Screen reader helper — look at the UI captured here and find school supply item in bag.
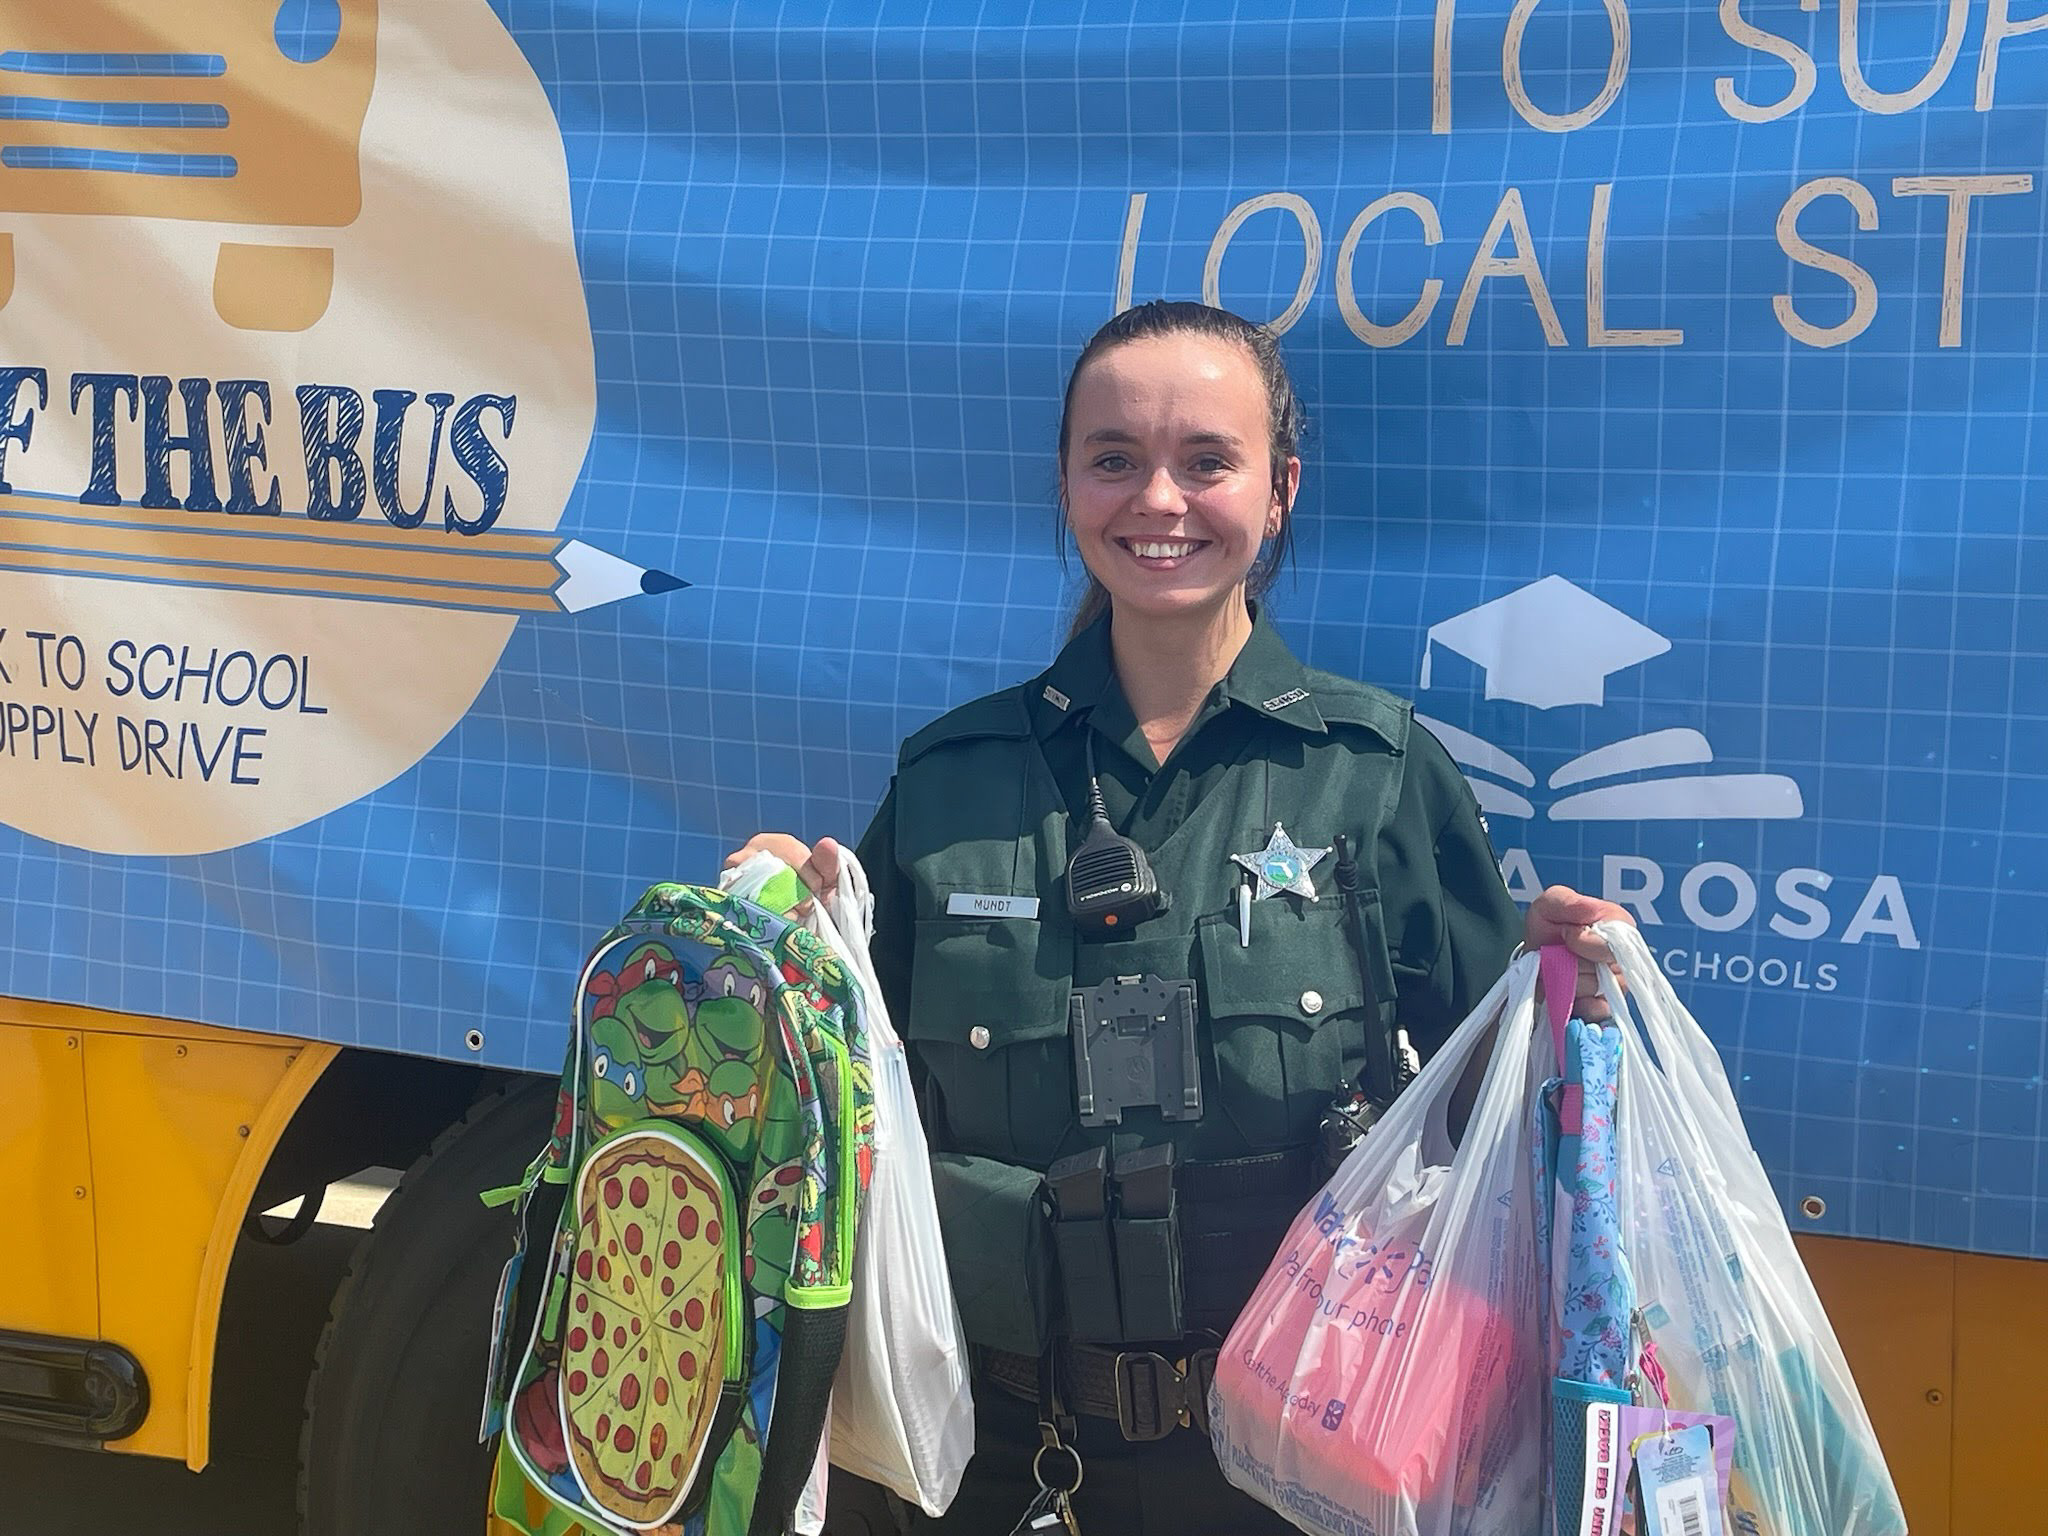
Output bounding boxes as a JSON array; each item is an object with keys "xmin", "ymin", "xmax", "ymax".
[
  {"xmin": 1575, "ymin": 1402, "xmax": 1738, "ymax": 1536},
  {"xmin": 481, "ymin": 883, "xmax": 874, "ymax": 1536},
  {"xmin": 1532, "ymin": 943, "xmax": 1635, "ymax": 1536},
  {"xmin": 1208, "ymin": 951, "xmax": 1551, "ymax": 1536},
  {"xmin": 1588, "ymin": 920, "xmax": 1907, "ymax": 1536},
  {"xmin": 721, "ymin": 850, "xmax": 974, "ymax": 1517}
]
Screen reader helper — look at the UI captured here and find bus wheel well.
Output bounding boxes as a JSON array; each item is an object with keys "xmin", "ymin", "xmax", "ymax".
[{"xmin": 247, "ymin": 1048, "xmax": 536, "ymax": 1226}]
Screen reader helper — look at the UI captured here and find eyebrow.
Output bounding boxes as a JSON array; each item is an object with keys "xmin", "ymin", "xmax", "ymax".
[{"xmin": 1081, "ymin": 428, "xmax": 1247, "ymax": 449}]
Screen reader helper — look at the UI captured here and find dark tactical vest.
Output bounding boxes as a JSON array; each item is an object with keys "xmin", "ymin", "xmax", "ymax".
[{"xmin": 891, "ymin": 676, "xmax": 1417, "ymax": 1349}]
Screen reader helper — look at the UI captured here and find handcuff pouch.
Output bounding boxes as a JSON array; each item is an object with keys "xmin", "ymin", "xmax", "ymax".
[{"xmin": 929, "ymin": 1151, "xmax": 1054, "ymax": 1356}]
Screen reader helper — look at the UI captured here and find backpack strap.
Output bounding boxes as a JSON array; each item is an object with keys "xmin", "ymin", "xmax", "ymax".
[
  {"xmin": 477, "ymin": 1161, "xmax": 567, "ymax": 1208},
  {"xmin": 746, "ymin": 1303, "xmax": 850, "ymax": 1536},
  {"xmin": 739, "ymin": 911, "xmax": 873, "ymax": 1536}
]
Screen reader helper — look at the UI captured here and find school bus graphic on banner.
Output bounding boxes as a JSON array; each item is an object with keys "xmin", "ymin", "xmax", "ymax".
[
  {"xmin": 0, "ymin": 0, "xmax": 675, "ymax": 858},
  {"xmin": 0, "ymin": 0, "xmax": 377, "ymax": 330}
]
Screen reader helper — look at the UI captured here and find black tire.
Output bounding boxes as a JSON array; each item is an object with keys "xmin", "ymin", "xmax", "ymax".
[{"xmin": 299, "ymin": 1080, "xmax": 553, "ymax": 1536}]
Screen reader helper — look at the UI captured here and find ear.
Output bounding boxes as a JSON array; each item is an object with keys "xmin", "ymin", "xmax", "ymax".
[{"xmin": 1269, "ymin": 454, "xmax": 1302, "ymax": 536}]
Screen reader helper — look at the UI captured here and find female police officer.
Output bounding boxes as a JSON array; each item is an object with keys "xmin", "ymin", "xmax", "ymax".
[{"xmin": 735, "ymin": 301, "xmax": 1630, "ymax": 1533}]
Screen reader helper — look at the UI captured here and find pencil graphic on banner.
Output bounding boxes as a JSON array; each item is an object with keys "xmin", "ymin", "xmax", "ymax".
[{"xmin": 0, "ymin": 489, "xmax": 688, "ymax": 616}]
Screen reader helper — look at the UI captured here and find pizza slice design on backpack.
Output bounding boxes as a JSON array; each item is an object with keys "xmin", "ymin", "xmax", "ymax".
[{"xmin": 484, "ymin": 883, "xmax": 874, "ymax": 1536}]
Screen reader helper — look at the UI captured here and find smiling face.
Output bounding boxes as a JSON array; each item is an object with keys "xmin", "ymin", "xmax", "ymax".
[
  {"xmin": 587, "ymin": 1013, "xmax": 647, "ymax": 1128},
  {"xmin": 1061, "ymin": 331, "xmax": 1299, "ymax": 630},
  {"xmin": 615, "ymin": 969, "xmax": 688, "ymax": 1066}
]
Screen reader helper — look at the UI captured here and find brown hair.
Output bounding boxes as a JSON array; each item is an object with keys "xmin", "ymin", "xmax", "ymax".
[{"xmin": 1057, "ymin": 300, "xmax": 1304, "ymax": 638}]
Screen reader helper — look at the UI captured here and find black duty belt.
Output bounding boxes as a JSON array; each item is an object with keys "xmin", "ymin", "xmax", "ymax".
[{"xmin": 983, "ymin": 1339, "xmax": 1221, "ymax": 1442}]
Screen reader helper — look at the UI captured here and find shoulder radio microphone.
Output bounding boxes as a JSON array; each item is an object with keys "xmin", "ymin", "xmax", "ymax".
[{"xmin": 1064, "ymin": 729, "xmax": 1166, "ymax": 933}]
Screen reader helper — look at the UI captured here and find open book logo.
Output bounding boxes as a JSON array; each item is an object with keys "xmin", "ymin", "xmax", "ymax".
[{"xmin": 1416, "ymin": 576, "xmax": 1804, "ymax": 823}]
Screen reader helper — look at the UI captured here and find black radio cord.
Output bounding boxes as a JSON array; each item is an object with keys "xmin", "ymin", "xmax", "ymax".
[{"xmin": 1333, "ymin": 833, "xmax": 1396, "ymax": 1108}]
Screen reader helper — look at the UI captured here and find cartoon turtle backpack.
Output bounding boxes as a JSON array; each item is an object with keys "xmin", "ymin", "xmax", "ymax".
[{"xmin": 481, "ymin": 882, "xmax": 875, "ymax": 1536}]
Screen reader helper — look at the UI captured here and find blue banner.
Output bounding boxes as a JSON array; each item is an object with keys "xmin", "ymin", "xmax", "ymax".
[{"xmin": 0, "ymin": 0, "xmax": 2041, "ymax": 1259}]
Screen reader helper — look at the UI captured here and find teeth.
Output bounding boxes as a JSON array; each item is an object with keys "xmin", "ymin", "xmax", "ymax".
[{"xmin": 1129, "ymin": 540, "xmax": 1199, "ymax": 559}]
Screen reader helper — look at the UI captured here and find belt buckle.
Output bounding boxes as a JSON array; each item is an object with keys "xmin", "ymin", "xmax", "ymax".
[{"xmin": 1112, "ymin": 1351, "xmax": 1182, "ymax": 1442}]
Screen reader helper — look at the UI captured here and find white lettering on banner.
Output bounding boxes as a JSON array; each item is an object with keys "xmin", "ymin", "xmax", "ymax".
[
  {"xmin": 1203, "ymin": 193, "xmax": 1323, "ymax": 337},
  {"xmin": 1717, "ymin": 0, "xmax": 2041, "ymax": 120},
  {"xmin": 1120, "ymin": 170, "xmax": 2038, "ymax": 351},
  {"xmin": 1431, "ymin": 0, "xmax": 2044, "ymax": 133},
  {"xmin": 1502, "ymin": 0, "xmax": 1632, "ymax": 134},
  {"xmin": 1774, "ymin": 177, "xmax": 1881, "ymax": 348},
  {"xmin": 1980, "ymin": 0, "xmax": 2048, "ymax": 110},
  {"xmin": 1335, "ymin": 192, "xmax": 1445, "ymax": 347},
  {"xmin": 1660, "ymin": 947, "xmax": 1839, "ymax": 992},
  {"xmin": 1680, "ymin": 861, "xmax": 1756, "ymax": 932},
  {"xmin": 1395, "ymin": 577, "xmax": 1925, "ymax": 997},
  {"xmin": 1605, "ymin": 855, "xmax": 1665, "ymax": 924},
  {"xmin": 1841, "ymin": 875, "xmax": 1921, "ymax": 948},
  {"xmin": 1838, "ymin": 0, "xmax": 1972, "ymax": 115},
  {"xmin": 1585, "ymin": 851, "xmax": 1917, "ymax": 950},
  {"xmin": 1714, "ymin": 0, "xmax": 1817, "ymax": 124},
  {"xmin": 1446, "ymin": 188, "xmax": 1566, "ymax": 347},
  {"xmin": 1500, "ymin": 847, "xmax": 1545, "ymax": 906},
  {"xmin": 1431, "ymin": 0, "xmax": 1458, "ymax": 133},
  {"xmin": 1774, "ymin": 173, "xmax": 2034, "ymax": 349},
  {"xmin": 1112, "ymin": 192, "xmax": 1147, "ymax": 314},
  {"xmin": 1588, "ymin": 183, "xmax": 1685, "ymax": 347},
  {"xmin": 1441, "ymin": 0, "xmax": 1635, "ymax": 134},
  {"xmin": 1506, "ymin": 847, "xmax": 1904, "ymax": 991},
  {"xmin": 1771, "ymin": 868, "xmax": 1833, "ymax": 940},
  {"xmin": 1893, "ymin": 174, "xmax": 2035, "ymax": 346},
  {"xmin": 944, "ymin": 892, "xmax": 1040, "ymax": 919}
]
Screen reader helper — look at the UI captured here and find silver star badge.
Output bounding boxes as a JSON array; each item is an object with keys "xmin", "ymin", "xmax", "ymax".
[{"xmin": 1231, "ymin": 822, "xmax": 1331, "ymax": 902}]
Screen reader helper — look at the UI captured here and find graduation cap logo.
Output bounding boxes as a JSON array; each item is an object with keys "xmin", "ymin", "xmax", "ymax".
[
  {"xmin": 1420, "ymin": 575, "xmax": 1666, "ymax": 709},
  {"xmin": 1416, "ymin": 578, "xmax": 1804, "ymax": 823}
]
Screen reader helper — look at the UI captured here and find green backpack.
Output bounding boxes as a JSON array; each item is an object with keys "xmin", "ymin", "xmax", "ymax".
[{"xmin": 484, "ymin": 882, "xmax": 875, "ymax": 1536}]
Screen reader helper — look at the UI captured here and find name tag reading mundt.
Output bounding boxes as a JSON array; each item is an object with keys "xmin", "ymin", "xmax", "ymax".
[{"xmin": 946, "ymin": 893, "xmax": 1041, "ymax": 919}]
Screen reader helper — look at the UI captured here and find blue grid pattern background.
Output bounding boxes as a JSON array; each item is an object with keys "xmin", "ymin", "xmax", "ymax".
[{"xmin": 1, "ymin": 0, "xmax": 2043, "ymax": 1260}]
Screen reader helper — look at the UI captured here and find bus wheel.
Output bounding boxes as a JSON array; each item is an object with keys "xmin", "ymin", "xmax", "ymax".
[{"xmin": 298, "ymin": 1080, "xmax": 550, "ymax": 1536}]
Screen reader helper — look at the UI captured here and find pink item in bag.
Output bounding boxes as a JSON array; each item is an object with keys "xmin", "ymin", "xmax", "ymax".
[
  {"xmin": 1216, "ymin": 1193, "xmax": 1515, "ymax": 1501},
  {"xmin": 1208, "ymin": 956, "xmax": 1549, "ymax": 1536}
]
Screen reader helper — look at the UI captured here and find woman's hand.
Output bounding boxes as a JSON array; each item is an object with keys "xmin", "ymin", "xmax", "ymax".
[
  {"xmin": 723, "ymin": 833, "xmax": 845, "ymax": 901},
  {"xmin": 1524, "ymin": 884, "xmax": 1635, "ymax": 1021}
]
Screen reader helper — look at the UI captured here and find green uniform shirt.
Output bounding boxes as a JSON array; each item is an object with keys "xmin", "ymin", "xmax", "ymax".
[{"xmin": 855, "ymin": 606, "xmax": 1521, "ymax": 1171}]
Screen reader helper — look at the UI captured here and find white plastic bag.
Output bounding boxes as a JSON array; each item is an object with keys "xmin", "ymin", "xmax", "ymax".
[
  {"xmin": 1209, "ymin": 950, "xmax": 1551, "ymax": 1536},
  {"xmin": 793, "ymin": 1426, "xmax": 830, "ymax": 1536},
  {"xmin": 1595, "ymin": 920, "xmax": 1907, "ymax": 1536},
  {"xmin": 722, "ymin": 850, "xmax": 974, "ymax": 1517}
]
